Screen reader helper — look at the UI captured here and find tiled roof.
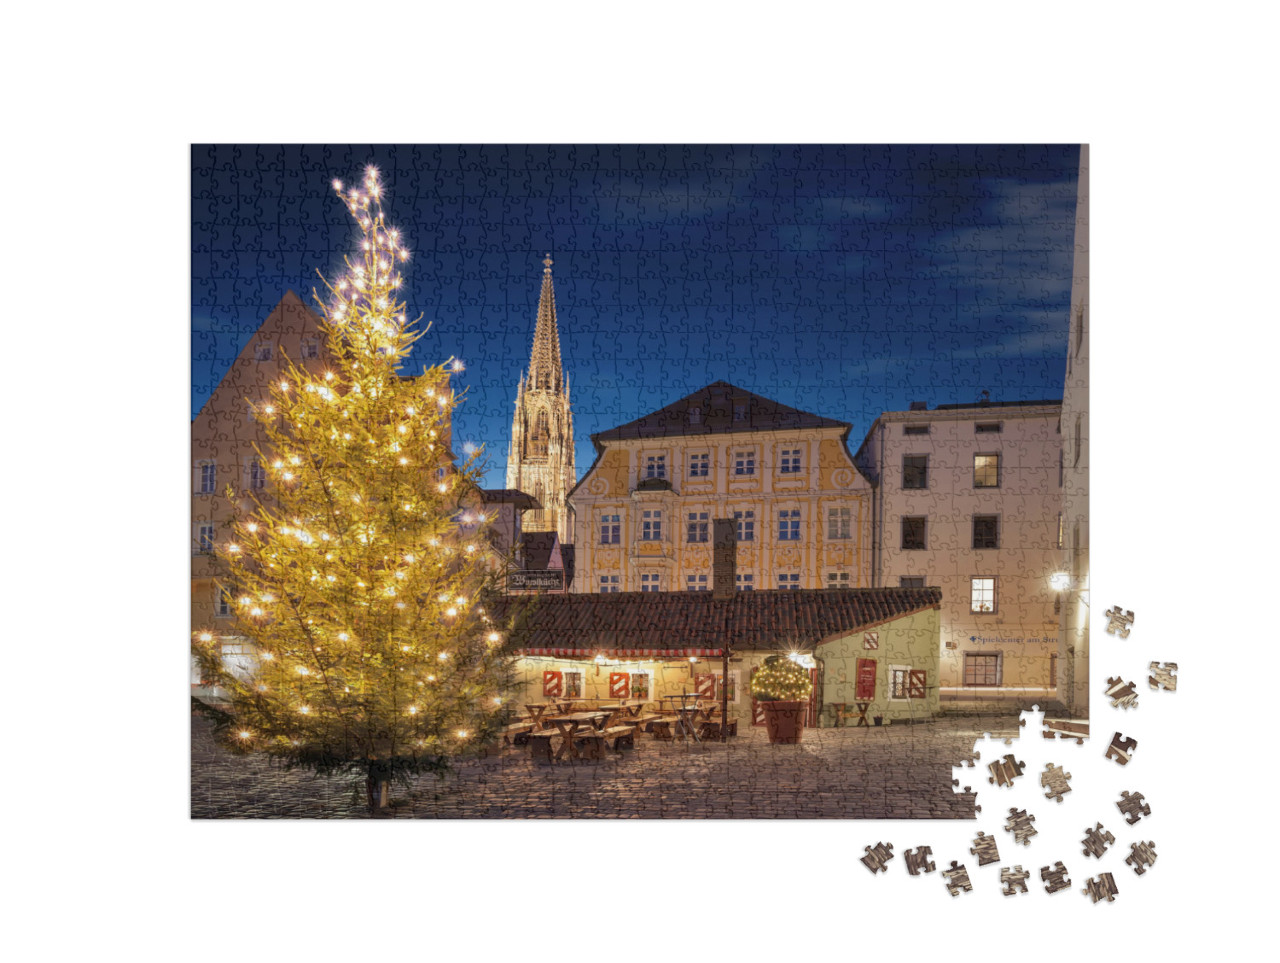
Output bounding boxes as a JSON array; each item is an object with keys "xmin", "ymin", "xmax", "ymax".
[
  {"xmin": 491, "ymin": 587, "xmax": 941, "ymax": 656},
  {"xmin": 590, "ymin": 381, "xmax": 848, "ymax": 449},
  {"xmin": 480, "ymin": 488, "xmax": 540, "ymax": 509}
]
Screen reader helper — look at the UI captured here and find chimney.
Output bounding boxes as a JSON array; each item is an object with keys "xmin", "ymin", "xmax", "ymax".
[
  {"xmin": 712, "ymin": 518, "xmax": 737, "ymax": 599},
  {"xmin": 909, "ymin": 401, "xmax": 928, "ymax": 411}
]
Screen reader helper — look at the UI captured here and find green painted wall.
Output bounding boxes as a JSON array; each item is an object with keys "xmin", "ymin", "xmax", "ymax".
[{"xmin": 815, "ymin": 608, "xmax": 941, "ymax": 724}]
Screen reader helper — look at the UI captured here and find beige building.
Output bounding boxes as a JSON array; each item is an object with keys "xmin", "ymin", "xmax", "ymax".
[
  {"xmin": 506, "ymin": 256, "xmax": 575, "ymax": 544},
  {"xmin": 190, "ymin": 292, "xmax": 332, "ymax": 687},
  {"xmin": 1058, "ymin": 143, "xmax": 1090, "ymax": 714},
  {"xmin": 568, "ymin": 382, "xmax": 873, "ymax": 595},
  {"xmin": 854, "ymin": 399, "xmax": 1064, "ymax": 708}
]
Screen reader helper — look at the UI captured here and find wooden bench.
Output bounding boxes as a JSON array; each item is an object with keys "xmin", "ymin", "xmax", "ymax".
[
  {"xmin": 649, "ymin": 716, "xmax": 678, "ymax": 741},
  {"xmin": 528, "ymin": 731, "xmax": 558, "ymax": 763},
  {"xmin": 572, "ymin": 731, "xmax": 607, "ymax": 761},
  {"xmin": 600, "ymin": 725, "xmax": 638, "ymax": 751},
  {"xmin": 503, "ymin": 722, "xmax": 535, "ymax": 747},
  {"xmin": 630, "ymin": 714, "xmax": 661, "ymax": 733},
  {"xmin": 698, "ymin": 720, "xmax": 722, "ymax": 740}
]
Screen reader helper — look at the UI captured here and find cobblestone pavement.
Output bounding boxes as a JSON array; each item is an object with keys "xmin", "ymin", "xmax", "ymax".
[{"xmin": 191, "ymin": 713, "xmax": 1021, "ymax": 819}]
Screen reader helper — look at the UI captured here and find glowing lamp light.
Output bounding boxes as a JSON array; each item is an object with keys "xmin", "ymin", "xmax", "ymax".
[
  {"xmin": 493, "ymin": 697, "xmax": 502, "ymax": 705},
  {"xmin": 445, "ymin": 607, "xmax": 457, "ymax": 618},
  {"xmin": 456, "ymin": 730, "xmax": 468, "ymax": 739},
  {"xmin": 488, "ymin": 632, "xmax": 501, "ymax": 644},
  {"xmin": 451, "ymin": 359, "xmax": 465, "ymax": 372},
  {"xmin": 408, "ymin": 706, "xmax": 418, "ymax": 715},
  {"xmin": 1050, "ymin": 572, "xmax": 1071, "ymax": 592},
  {"xmin": 299, "ymin": 706, "xmax": 310, "ymax": 714},
  {"xmin": 238, "ymin": 731, "xmax": 252, "ymax": 740}
]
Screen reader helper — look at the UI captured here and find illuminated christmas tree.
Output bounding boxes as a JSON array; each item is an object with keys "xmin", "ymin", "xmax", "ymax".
[{"xmin": 193, "ymin": 167, "xmax": 516, "ymax": 813}]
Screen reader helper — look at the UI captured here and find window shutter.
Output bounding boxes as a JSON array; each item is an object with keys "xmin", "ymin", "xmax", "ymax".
[
  {"xmin": 694, "ymin": 673, "xmax": 716, "ymax": 700},
  {"xmin": 542, "ymin": 671, "xmax": 563, "ymax": 698},
  {"xmin": 609, "ymin": 672, "xmax": 630, "ymax": 699},
  {"xmin": 908, "ymin": 669, "xmax": 926, "ymax": 699},
  {"xmin": 855, "ymin": 658, "xmax": 877, "ymax": 700}
]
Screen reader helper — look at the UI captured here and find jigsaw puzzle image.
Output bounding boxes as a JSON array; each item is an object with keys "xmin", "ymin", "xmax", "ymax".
[{"xmin": 190, "ymin": 144, "xmax": 1090, "ymax": 819}]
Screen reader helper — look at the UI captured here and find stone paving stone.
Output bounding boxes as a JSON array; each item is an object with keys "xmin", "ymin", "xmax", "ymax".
[{"xmin": 191, "ymin": 713, "xmax": 1015, "ymax": 819}]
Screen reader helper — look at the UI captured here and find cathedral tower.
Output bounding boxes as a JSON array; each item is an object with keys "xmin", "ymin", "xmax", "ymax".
[{"xmin": 506, "ymin": 255, "xmax": 575, "ymax": 544}]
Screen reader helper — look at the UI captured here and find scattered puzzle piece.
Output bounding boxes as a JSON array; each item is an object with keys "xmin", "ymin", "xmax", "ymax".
[
  {"xmin": 1004, "ymin": 808, "xmax": 1038, "ymax": 846},
  {"xmin": 860, "ymin": 842, "xmax": 895, "ymax": 874},
  {"xmin": 1105, "ymin": 732, "xmax": 1138, "ymax": 765},
  {"xmin": 1104, "ymin": 676, "xmax": 1139, "ymax": 710},
  {"xmin": 1116, "ymin": 790, "xmax": 1151, "ymax": 825},
  {"xmin": 904, "ymin": 847, "xmax": 936, "ymax": 875},
  {"xmin": 1082, "ymin": 872, "xmax": 1119, "ymax": 903},
  {"xmin": 1000, "ymin": 865, "xmax": 1030, "ymax": 895},
  {"xmin": 1149, "ymin": 662, "xmax": 1178, "ymax": 691},
  {"xmin": 1041, "ymin": 861, "xmax": 1072, "ymax": 894},
  {"xmin": 988, "ymin": 753, "xmax": 1026, "ymax": 787},
  {"xmin": 1041, "ymin": 762, "xmax": 1072, "ymax": 802},
  {"xmin": 942, "ymin": 861, "xmax": 972, "ymax": 897},
  {"xmin": 1082, "ymin": 822, "xmax": 1115, "ymax": 859},
  {"xmin": 1104, "ymin": 606, "xmax": 1134, "ymax": 637},
  {"xmin": 1125, "ymin": 841, "xmax": 1157, "ymax": 875},
  {"xmin": 970, "ymin": 831, "xmax": 1000, "ymax": 866}
]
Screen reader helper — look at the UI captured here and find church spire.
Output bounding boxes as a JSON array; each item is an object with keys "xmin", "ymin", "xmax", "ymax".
[{"xmin": 528, "ymin": 254, "xmax": 563, "ymax": 392}]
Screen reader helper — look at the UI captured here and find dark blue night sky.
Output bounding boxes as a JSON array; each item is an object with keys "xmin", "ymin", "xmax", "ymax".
[{"xmin": 192, "ymin": 144, "xmax": 1080, "ymax": 488}]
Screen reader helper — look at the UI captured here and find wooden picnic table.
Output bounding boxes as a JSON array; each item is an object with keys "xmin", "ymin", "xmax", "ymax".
[
  {"xmin": 544, "ymin": 712, "xmax": 609, "ymax": 761},
  {"xmin": 660, "ymin": 693, "xmax": 704, "ymax": 742},
  {"xmin": 524, "ymin": 703, "xmax": 554, "ymax": 728}
]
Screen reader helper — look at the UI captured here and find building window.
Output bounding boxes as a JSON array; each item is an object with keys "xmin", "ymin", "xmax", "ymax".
[
  {"xmin": 826, "ymin": 572, "xmax": 851, "ymax": 588},
  {"xmin": 197, "ymin": 460, "xmax": 217, "ymax": 494},
  {"xmin": 688, "ymin": 453, "xmax": 710, "ymax": 478},
  {"xmin": 197, "ymin": 523, "xmax": 215, "ymax": 554},
  {"xmin": 902, "ymin": 454, "xmax": 928, "ymax": 489},
  {"xmin": 975, "ymin": 422, "xmax": 1002, "ymax": 434},
  {"xmin": 629, "ymin": 671, "xmax": 652, "ymax": 700},
  {"xmin": 971, "ymin": 577, "xmax": 996, "ymax": 613},
  {"xmin": 890, "ymin": 667, "xmax": 927, "ymax": 699},
  {"xmin": 640, "ymin": 573, "xmax": 661, "ymax": 592},
  {"xmin": 736, "ymin": 573, "xmax": 754, "ymax": 591},
  {"xmin": 686, "ymin": 512, "xmax": 709, "ymax": 543},
  {"xmin": 254, "ymin": 342, "xmax": 272, "ymax": 362},
  {"xmin": 734, "ymin": 510, "xmax": 755, "ymax": 542},
  {"xmin": 215, "ymin": 583, "xmax": 234, "ymax": 618},
  {"xmin": 777, "ymin": 572, "xmax": 801, "ymax": 590},
  {"xmin": 973, "ymin": 453, "xmax": 1000, "ymax": 488},
  {"xmin": 249, "ymin": 457, "xmax": 266, "ymax": 491},
  {"xmin": 641, "ymin": 510, "xmax": 662, "ymax": 540},
  {"xmin": 780, "ymin": 449, "xmax": 802, "ymax": 474},
  {"xmin": 688, "ymin": 406, "xmax": 702, "ymax": 425},
  {"xmin": 904, "ymin": 423, "xmax": 930, "ymax": 435},
  {"xmin": 686, "ymin": 574, "xmax": 708, "ymax": 592},
  {"xmin": 964, "ymin": 653, "xmax": 1001, "ymax": 687},
  {"xmin": 1057, "ymin": 512, "xmax": 1064, "ymax": 549},
  {"xmin": 645, "ymin": 454, "xmax": 667, "ymax": 479},
  {"xmin": 733, "ymin": 403, "xmax": 747, "ymax": 422},
  {"xmin": 599, "ymin": 575, "xmax": 619, "ymax": 594},
  {"xmin": 1074, "ymin": 415, "xmax": 1082, "ymax": 468},
  {"xmin": 899, "ymin": 576, "xmax": 925, "ymax": 588},
  {"xmin": 1058, "ymin": 449, "xmax": 1064, "ymax": 487},
  {"xmin": 901, "ymin": 516, "xmax": 926, "ymax": 550},
  {"xmin": 599, "ymin": 514, "xmax": 621, "ymax": 544},
  {"xmin": 301, "ymin": 338, "xmax": 320, "ymax": 359},
  {"xmin": 972, "ymin": 514, "xmax": 1000, "ymax": 550},
  {"xmin": 827, "ymin": 506, "xmax": 851, "ymax": 539},
  {"xmin": 777, "ymin": 509, "xmax": 801, "ymax": 541},
  {"xmin": 564, "ymin": 671, "xmax": 583, "ymax": 698},
  {"xmin": 734, "ymin": 451, "xmax": 755, "ymax": 476}
]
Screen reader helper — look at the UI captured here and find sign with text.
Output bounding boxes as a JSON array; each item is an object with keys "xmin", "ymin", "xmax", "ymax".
[{"xmin": 509, "ymin": 570, "xmax": 565, "ymax": 592}]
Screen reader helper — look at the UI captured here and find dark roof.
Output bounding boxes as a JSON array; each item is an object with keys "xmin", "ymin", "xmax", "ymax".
[
  {"xmin": 492, "ymin": 587, "xmax": 941, "ymax": 656},
  {"xmin": 590, "ymin": 381, "xmax": 848, "ymax": 451},
  {"xmin": 481, "ymin": 488, "xmax": 540, "ymax": 509},
  {"xmin": 519, "ymin": 533, "xmax": 576, "ymax": 585}
]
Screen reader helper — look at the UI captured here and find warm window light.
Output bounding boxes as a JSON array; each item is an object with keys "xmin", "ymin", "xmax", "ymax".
[{"xmin": 1050, "ymin": 572, "xmax": 1071, "ymax": 592}]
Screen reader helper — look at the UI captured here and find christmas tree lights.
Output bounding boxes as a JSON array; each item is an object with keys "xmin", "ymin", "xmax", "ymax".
[
  {"xmin": 192, "ymin": 166, "xmax": 518, "ymax": 812},
  {"xmin": 749, "ymin": 655, "xmax": 812, "ymax": 702}
]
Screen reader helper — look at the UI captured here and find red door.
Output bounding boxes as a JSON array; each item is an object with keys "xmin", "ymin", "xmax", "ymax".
[{"xmin": 806, "ymin": 667, "xmax": 820, "ymax": 728}]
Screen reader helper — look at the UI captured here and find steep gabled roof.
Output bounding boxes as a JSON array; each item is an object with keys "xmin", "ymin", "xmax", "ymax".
[
  {"xmin": 491, "ymin": 587, "xmax": 940, "ymax": 657},
  {"xmin": 590, "ymin": 381, "xmax": 849, "ymax": 451}
]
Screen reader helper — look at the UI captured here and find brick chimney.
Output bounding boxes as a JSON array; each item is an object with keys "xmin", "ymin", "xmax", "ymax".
[{"xmin": 712, "ymin": 518, "xmax": 737, "ymax": 599}]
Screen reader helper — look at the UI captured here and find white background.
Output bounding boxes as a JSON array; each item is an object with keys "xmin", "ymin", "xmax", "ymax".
[{"xmin": 5, "ymin": 2, "xmax": 1272, "ymax": 959}]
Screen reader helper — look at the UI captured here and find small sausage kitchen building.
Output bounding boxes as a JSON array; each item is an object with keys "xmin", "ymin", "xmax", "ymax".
[{"xmin": 494, "ymin": 582, "xmax": 943, "ymax": 729}]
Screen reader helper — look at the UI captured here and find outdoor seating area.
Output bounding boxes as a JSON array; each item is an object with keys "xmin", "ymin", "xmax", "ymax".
[{"xmin": 514, "ymin": 697, "xmax": 735, "ymax": 764}]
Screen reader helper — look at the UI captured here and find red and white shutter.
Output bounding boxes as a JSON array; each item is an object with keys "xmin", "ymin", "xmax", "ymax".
[
  {"xmin": 694, "ymin": 673, "xmax": 716, "ymax": 700},
  {"xmin": 908, "ymin": 669, "xmax": 926, "ymax": 699},
  {"xmin": 609, "ymin": 672, "xmax": 630, "ymax": 699},
  {"xmin": 542, "ymin": 670, "xmax": 563, "ymax": 698}
]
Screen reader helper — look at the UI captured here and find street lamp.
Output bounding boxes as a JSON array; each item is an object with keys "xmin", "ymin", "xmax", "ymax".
[{"xmin": 1049, "ymin": 572, "xmax": 1071, "ymax": 592}]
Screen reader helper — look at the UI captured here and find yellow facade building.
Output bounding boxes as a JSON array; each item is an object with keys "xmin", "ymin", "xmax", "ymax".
[{"xmin": 569, "ymin": 382, "xmax": 873, "ymax": 594}]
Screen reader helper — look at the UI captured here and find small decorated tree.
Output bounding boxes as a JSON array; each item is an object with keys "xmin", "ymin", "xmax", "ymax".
[
  {"xmin": 192, "ymin": 167, "xmax": 519, "ymax": 812},
  {"xmin": 751, "ymin": 655, "xmax": 812, "ymax": 744}
]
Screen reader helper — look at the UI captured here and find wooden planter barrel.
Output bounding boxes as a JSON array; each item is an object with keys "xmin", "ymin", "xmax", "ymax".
[{"xmin": 760, "ymin": 700, "xmax": 805, "ymax": 744}]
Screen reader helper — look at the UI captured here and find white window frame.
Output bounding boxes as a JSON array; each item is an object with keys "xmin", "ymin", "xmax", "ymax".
[
  {"xmin": 777, "ymin": 509, "xmax": 801, "ymax": 541},
  {"xmin": 826, "ymin": 571, "xmax": 850, "ymax": 588},
  {"xmin": 686, "ymin": 574, "xmax": 708, "ymax": 592},
  {"xmin": 599, "ymin": 513, "xmax": 621, "ymax": 545},
  {"xmin": 644, "ymin": 453, "xmax": 667, "ymax": 480},
  {"xmin": 196, "ymin": 460, "xmax": 217, "ymax": 495},
  {"xmin": 733, "ymin": 450, "xmax": 756, "ymax": 476},
  {"xmin": 196, "ymin": 523, "xmax": 216, "ymax": 555},
  {"xmin": 827, "ymin": 506, "xmax": 851, "ymax": 539},
  {"xmin": 254, "ymin": 342, "xmax": 273, "ymax": 362},
  {"xmin": 641, "ymin": 510, "xmax": 663, "ymax": 541},
  {"xmin": 640, "ymin": 572, "xmax": 661, "ymax": 592},
  {"xmin": 736, "ymin": 573, "xmax": 754, "ymax": 591},
  {"xmin": 599, "ymin": 575, "xmax": 620, "ymax": 594},
  {"xmin": 971, "ymin": 577, "xmax": 996, "ymax": 614},
  {"xmin": 777, "ymin": 572, "xmax": 801, "ymax": 590},
  {"xmin": 628, "ymin": 670, "xmax": 653, "ymax": 701},
  {"xmin": 779, "ymin": 448, "xmax": 802, "ymax": 474},
  {"xmin": 973, "ymin": 452, "xmax": 1001, "ymax": 488},
  {"xmin": 734, "ymin": 510, "xmax": 755, "ymax": 542},
  {"xmin": 214, "ymin": 582, "xmax": 234, "ymax": 618},
  {"xmin": 686, "ymin": 511, "xmax": 709, "ymax": 543},
  {"xmin": 300, "ymin": 338, "xmax": 320, "ymax": 360},
  {"xmin": 688, "ymin": 452, "xmax": 710, "ymax": 478}
]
